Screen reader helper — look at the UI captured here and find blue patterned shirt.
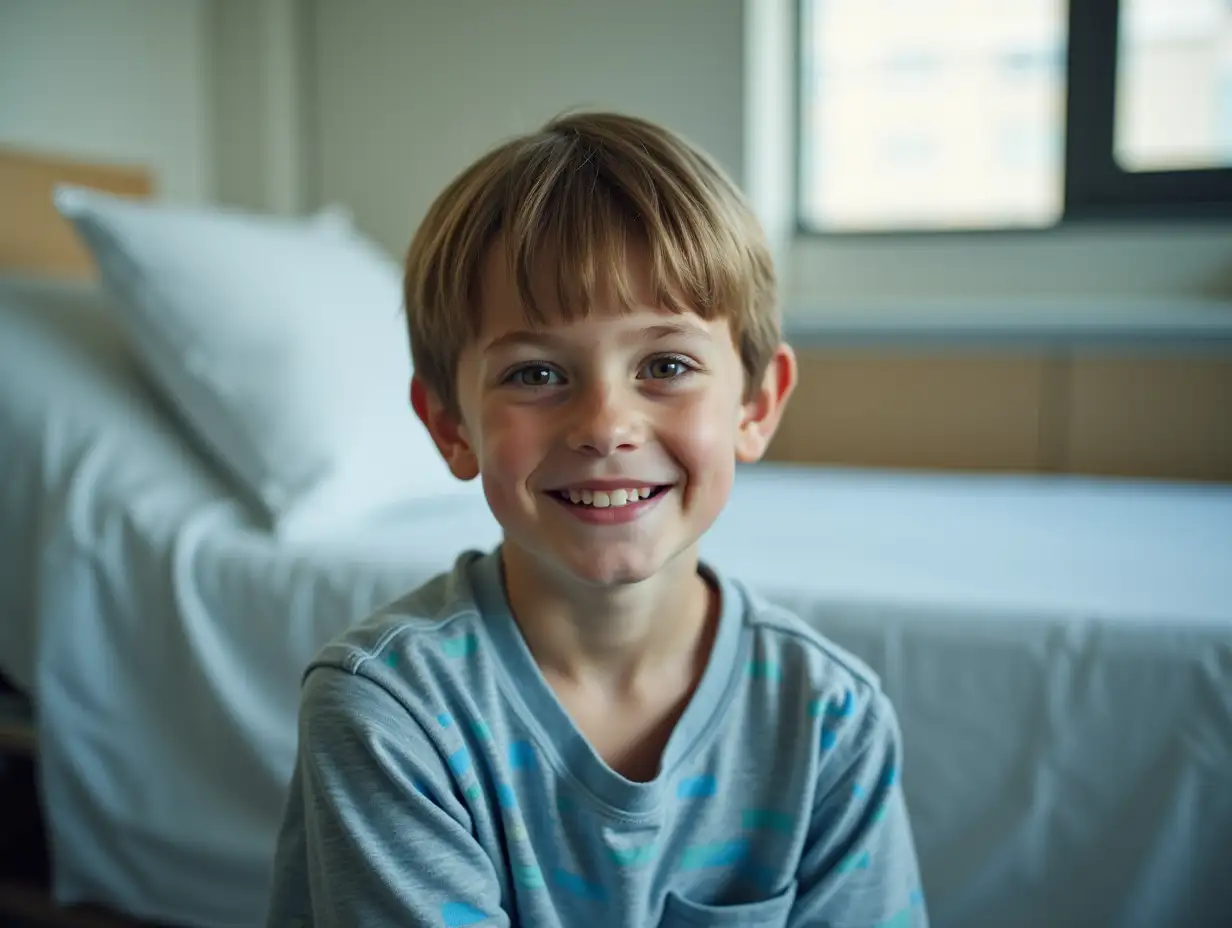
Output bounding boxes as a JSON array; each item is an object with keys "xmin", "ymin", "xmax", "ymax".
[{"xmin": 266, "ymin": 549, "xmax": 928, "ymax": 928}]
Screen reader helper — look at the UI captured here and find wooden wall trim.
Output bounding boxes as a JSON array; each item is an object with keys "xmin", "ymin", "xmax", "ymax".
[{"xmin": 770, "ymin": 348, "xmax": 1232, "ymax": 483}]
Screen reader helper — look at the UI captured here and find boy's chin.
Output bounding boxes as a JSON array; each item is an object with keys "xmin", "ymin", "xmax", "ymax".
[
  {"xmin": 506, "ymin": 538, "xmax": 682, "ymax": 590},
  {"xmin": 553, "ymin": 541, "xmax": 700, "ymax": 590},
  {"xmin": 566, "ymin": 558, "xmax": 661, "ymax": 589}
]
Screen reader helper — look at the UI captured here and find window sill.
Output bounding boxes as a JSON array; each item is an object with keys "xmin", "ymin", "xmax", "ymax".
[{"xmin": 783, "ymin": 298, "xmax": 1232, "ymax": 351}]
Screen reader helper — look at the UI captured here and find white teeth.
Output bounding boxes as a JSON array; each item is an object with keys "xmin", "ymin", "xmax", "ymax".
[{"xmin": 557, "ymin": 487, "xmax": 660, "ymax": 508}]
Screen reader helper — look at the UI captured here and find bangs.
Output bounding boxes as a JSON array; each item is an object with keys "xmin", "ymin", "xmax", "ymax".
[{"xmin": 494, "ymin": 130, "xmax": 748, "ymax": 329}]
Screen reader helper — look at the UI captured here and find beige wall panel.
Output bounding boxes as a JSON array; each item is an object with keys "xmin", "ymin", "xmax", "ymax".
[
  {"xmin": 1065, "ymin": 356, "xmax": 1232, "ymax": 483},
  {"xmin": 769, "ymin": 351, "xmax": 1048, "ymax": 472}
]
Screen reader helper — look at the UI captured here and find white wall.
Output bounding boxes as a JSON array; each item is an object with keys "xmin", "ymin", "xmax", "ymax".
[
  {"xmin": 0, "ymin": 0, "xmax": 214, "ymax": 204},
  {"xmin": 306, "ymin": 0, "xmax": 746, "ymax": 260},
  {"xmin": 209, "ymin": 0, "xmax": 309, "ymax": 214}
]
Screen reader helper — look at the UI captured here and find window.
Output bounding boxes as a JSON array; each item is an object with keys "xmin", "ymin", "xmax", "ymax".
[
  {"xmin": 1115, "ymin": 0, "xmax": 1232, "ymax": 173},
  {"xmin": 797, "ymin": 0, "xmax": 1232, "ymax": 233}
]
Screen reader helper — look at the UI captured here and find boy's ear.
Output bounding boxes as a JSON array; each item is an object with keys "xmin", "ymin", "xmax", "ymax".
[
  {"xmin": 735, "ymin": 343, "xmax": 797, "ymax": 464},
  {"xmin": 410, "ymin": 375, "xmax": 480, "ymax": 481}
]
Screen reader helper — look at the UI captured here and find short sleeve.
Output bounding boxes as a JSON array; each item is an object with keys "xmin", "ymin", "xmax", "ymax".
[
  {"xmin": 265, "ymin": 665, "xmax": 509, "ymax": 928},
  {"xmin": 789, "ymin": 683, "xmax": 929, "ymax": 928}
]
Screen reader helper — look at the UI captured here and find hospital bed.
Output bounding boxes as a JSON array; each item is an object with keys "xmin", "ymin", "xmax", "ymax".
[{"xmin": 1, "ymin": 148, "xmax": 1230, "ymax": 928}]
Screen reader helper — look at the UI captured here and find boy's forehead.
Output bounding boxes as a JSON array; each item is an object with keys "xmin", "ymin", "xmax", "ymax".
[{"xmin": 475, "ymin": 237, "xmax": 671, "ymax": 338}]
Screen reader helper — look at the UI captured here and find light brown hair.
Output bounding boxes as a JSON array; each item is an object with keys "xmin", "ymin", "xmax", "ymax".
[{"xmin": 404, "ymin": 111, "xmax": 780, "ymax": 413}]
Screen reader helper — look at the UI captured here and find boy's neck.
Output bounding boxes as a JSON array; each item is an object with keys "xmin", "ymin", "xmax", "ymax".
[{"xmin": 498, "ymin": 543, "xmax": 716, "ymax": 694}]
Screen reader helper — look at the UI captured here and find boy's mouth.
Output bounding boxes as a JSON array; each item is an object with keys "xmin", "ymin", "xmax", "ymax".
[{"xmin": 548, "ymin": 485, "xmax": 670, "ymax": 509}]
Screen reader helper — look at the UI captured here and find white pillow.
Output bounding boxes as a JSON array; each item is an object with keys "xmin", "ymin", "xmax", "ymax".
[{"xmin": 54, "ymin": 185, "xmax": 468, "ymax": 539}]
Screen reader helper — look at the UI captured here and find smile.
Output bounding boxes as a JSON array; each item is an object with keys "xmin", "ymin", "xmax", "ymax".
[
  {"xmin": 546, "ymin": 485, "xmax": 672, "ymax": 524},
  {"xmin": 551, "ymin": 486, "xmax": 666, "ymax": 508}
]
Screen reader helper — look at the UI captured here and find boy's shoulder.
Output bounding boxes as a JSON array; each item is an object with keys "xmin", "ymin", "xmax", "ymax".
[
  {"xmin": 723, "ymin": 568, "xmax": 887, "ymax": 707},
  {"xmin": 308, "ymin": 549, "xmax": 491, "ymax": 681}
]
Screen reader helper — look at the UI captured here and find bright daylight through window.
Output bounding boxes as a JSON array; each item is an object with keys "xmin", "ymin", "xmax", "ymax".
[{"xmin": 798, "ymin": 0, "xmax": 1232, "ymax": 232}]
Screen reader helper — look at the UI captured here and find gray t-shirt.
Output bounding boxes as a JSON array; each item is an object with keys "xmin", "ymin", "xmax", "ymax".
[{"xmin": 266, "ymin": 549, "xmax": 928, "ymax": 927}]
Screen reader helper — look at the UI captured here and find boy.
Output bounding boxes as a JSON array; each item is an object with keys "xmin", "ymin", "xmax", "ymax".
[{"xmin": 266, "ymin": 112, "xmax": 928, "ymax": 927}]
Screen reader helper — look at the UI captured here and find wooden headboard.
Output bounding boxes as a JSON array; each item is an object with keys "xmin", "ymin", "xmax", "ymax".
[{"xmin": 0, "ymin": 146, "xmax": 153, "ymax": 279}]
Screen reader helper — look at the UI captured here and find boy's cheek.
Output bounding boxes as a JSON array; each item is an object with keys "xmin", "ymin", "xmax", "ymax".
[
  {"xmin": 478, "ymin": 476, "xmax": 521, "ymax": 523},
  {"xmin": 675, "ymin": 392, "xmax": 743, "ymax": 452},
  {"xmin": 479, "ymin": 419, "xmax": 545, "ymax": 479}
]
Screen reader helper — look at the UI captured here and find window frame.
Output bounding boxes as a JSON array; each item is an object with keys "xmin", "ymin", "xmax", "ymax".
[{"xmin": 794, "ymin": 0, "xmax": 1232, "ymax": 237}]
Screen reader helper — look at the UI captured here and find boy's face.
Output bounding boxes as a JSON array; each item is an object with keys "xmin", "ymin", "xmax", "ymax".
[{"xmin": 413, "ymin": 241, "xmax": 794, "ymax": 589}]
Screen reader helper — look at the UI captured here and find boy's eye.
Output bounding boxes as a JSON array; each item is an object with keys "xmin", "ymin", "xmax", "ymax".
[
  {"xmin": 642, "ymin": 356, "xmax": 693, "ymax": 380},
  {"xmin": 509, "ymin": 364, "xmax": 563, "ymax": 387}
]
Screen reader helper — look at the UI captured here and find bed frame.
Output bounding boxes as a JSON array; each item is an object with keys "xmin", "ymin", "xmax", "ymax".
[{"xmin": 0, "ymin": 145, "xmax": 157, "ymax": 928}]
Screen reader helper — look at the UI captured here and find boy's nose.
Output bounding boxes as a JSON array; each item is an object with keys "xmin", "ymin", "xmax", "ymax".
[{"xmin": 564, "ymin": 386, "xmax": 644, "ymax": 456}]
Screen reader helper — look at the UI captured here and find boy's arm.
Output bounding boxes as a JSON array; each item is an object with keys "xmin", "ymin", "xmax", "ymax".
[
  {"xmin": 790, "ymin": 685, "xmax": 929, "ymax": 928},
  {"xmin": 265, "ymin": 665, "xmax": 509, "ymax": 928}
]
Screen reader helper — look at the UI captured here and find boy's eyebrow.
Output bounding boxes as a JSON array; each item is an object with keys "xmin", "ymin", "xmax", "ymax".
[{"xmin": 482, "ymin": 320, "xmax": 711, "ymax": 354}]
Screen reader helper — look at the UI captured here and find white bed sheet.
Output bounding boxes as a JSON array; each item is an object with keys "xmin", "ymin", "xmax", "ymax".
[{"xmin": 2, "ymin": 278, "xmax": 1231, "ymax": 928}]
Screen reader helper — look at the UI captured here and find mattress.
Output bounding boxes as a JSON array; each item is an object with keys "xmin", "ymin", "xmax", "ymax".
[{"xmin": 3, "ymin": 278, "xmax": 1231, "ymax": 928}]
